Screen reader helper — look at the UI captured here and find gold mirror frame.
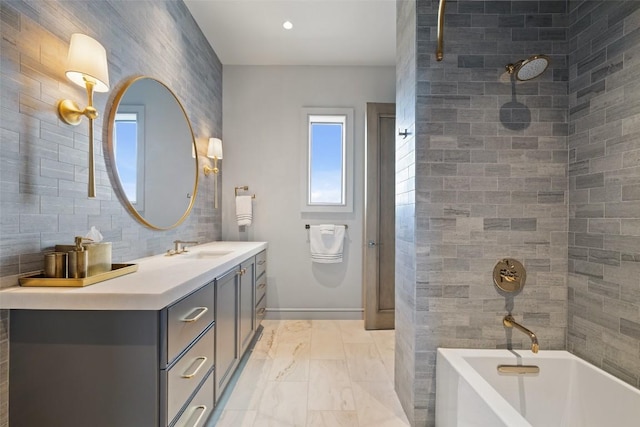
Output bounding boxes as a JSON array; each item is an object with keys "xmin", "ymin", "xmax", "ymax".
[{"xmin": 106, "ymin": 76, "xmax": 199, "ymax": 230}]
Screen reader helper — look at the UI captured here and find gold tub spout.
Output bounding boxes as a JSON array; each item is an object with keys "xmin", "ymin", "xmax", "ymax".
[{"xmin": 503, "ymin": 314, "xmax": 539, "ymax": 353}]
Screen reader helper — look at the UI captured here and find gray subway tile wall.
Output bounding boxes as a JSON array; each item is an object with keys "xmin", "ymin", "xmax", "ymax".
[
  {"xmin": 394, "ymin": 0, "xmax": 418, "ymax": 424},
  {"xmin": 567, "ymin": 0, "xmax": 640, "ymax": 392},
  {"xmin": 0, "ymin": 1, "xmax": 223, "ymax": 425},
  {"xmin": 395, "ymin": 0, "xmax": 640, "ymax": 425},
  {"xmin": 399, "ymin": 0, "xmax": 571, "ymax": 424}
]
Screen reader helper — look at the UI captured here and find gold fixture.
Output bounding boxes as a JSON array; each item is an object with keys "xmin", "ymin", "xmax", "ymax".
[
  {"xmin": 234, "ymin": 185, "xmax": 256, "ymax": 198},
  {"xmin": 493, "ymin": 258, "xmax": 526, "ymax": 292},
  {"xmin": 436, "ymin": 0, "xmax": 447, "ymax": 61},
  {"xmin": 108, "ymin": 76, "xmax": 199, "ymax": 230},
  {"xmin": 19, "ymin": 263, "xmax": 137, "ymax": 287},
  {"xmin": 203, "ymin": 137, "xmax": 223, "ymax": 176},
  {"xmin": 203, "ymin": 138, "xmax": 223, "ymax": 209},
  {"xmin": 57, "ymin": 34, "xmax": 110, "ymax": 198},
  {"xmin": 503, "ymin": 314, "xmax": 539, "ymax": 353},
  {"xmin": 497, "ymin": 365, "xmax": 540, "ymax": 374},
  {"xmin": 506, "ymin": 54, "xmax": 550, "ymax": 81}
]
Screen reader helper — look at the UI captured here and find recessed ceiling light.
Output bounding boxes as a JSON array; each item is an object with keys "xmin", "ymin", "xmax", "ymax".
[{"xmin": 283, "ymin": 21, "xmax": 293, "ymax": 30}]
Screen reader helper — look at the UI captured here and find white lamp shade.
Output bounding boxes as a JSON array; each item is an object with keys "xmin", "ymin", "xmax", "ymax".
[
  {"xmin": 65, "ymin": 33, "xmax": 110, "ymax": 93},
  {"xmin": 207, "ymin": 138, "xmax": 223, "ymax": 159}
]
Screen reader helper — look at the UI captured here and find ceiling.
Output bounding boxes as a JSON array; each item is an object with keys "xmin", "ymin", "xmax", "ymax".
[{"xmin": 183, "ymin": 0, "xmax": 396, "ymax": 66}]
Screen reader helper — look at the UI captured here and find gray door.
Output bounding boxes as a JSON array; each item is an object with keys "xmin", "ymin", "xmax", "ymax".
[{"xmin": 364, "ymin": 102, "xmax": 396, "ymax": 330}]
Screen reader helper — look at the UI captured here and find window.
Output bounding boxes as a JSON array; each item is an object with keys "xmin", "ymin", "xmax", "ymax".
[
  {"xmin": 114, "ymin": 105, "xmax": 145, "ymax": 210},
  {"xmin": 301, "ymin": 107, "xmax": 354, "ymax": 212}
]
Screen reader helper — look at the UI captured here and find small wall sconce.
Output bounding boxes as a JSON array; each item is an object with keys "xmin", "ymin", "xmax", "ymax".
[
  {"xmin": 57, "ymin": 33, "xmax": 110, "ymax": 198},
  {"xmin": 204, "ymin": 138, "xmax": 223, "ymax": 208}
]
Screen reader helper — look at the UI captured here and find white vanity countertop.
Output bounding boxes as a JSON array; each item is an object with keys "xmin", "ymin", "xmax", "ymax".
[{"xmin": 0, "ymin": 241, "xmax": 267, "ymax": 311}]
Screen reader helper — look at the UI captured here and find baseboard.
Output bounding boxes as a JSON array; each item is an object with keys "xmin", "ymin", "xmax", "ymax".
[{"xmin": 265, "ymin": 307, "xmax": 364, "ymax": 320}]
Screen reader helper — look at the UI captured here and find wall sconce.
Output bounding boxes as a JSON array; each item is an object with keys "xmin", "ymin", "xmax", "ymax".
[
  {"xmin": 204, "ymin": 138, "xmax": 223, "ymax": 209},
  {"xmin": 57, "ymin": 33, "xmax": 110, "ymax": 198}
]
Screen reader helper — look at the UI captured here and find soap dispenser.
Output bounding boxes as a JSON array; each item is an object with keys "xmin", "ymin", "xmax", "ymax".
[{"xmin": 68, "ymin": 236, "xmax": 91, "ymax": 278}]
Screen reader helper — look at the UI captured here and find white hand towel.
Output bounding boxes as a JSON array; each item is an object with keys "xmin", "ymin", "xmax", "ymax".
[
  {"xmin": 319, "ymin": 224, "xmax": 335, "ymax": 235},
  {"xmin": 309, "ymin": 225, "xmax": 345, "ymax": 263},
  {"xmin": 236, "ymin": 195, "xmax": 253, "ymax": 226}
]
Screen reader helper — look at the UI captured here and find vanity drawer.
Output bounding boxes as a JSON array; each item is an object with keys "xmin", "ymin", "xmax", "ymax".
[
  {"xmin": 256, "ymin": 294, "xmax": 266, "ymax": 326},
  {"xmin": 167, "ymin": 281, "xmax": 214, "ymax": 364},
  {"xmin": 167, "ymin": 325, "xmax": 214, "ymax": 424},
  {"xmin": 256, "ymin": 275, "xmax": 267, "ymax": 305},
  {"xmin": 171, "ymin": 371, "xmax": 214, "ymax": 427},
  {"xmin": 255, "ymin": 250, "xmax": 267, "ymax": 278}
]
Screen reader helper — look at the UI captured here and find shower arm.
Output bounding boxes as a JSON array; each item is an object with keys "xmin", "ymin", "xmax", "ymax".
[{"xmin": 436, "ymin": 0, "xmax": 446, "ymax": 61}]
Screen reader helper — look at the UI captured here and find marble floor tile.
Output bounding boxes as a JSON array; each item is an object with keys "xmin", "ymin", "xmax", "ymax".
[
  {"xmin": 344, "ymin": 342, "xmax": 382, "ymax": 359},
  {"xmin": 255, "ymin": 381, "xmax": 308, "ymax": 427},
  {"xmin": 309, "ymin": 329, "xmax": 346, "ymax": 359},
  {"xmin": 351, "ymin": 381, "xmax": 410, "ymax": 427},
  {"xmin": 253, "ymin": 323, "xmax": 280, "ymax": 360},
  {"xmin": 215, "ymin": 410, "xmax": 257, "ymax": 427},
  {"xmin": 268, "ymin": 357, "xmax": 310, "ymax": 382},
  {"xmin": 224, "ymin": 359, "xmax": 272, "ymax": 410},
  {"xmin": 273, "ymin": 341, "xmax": 311, "ymax": 360},
  {"xmin": 339, "ymin": 320, "xmax": 375, "ymax": 343},
  {"xmin": 311, "ymin": 319, "xmax": 342, "ymax": 331},
  {"xmin": 306, "ymin": 410, "xmax": 359, "ymax": 427},
  {"xmin": 308, "ymin": 359, "xmax": 356, "ymax": 411},
  {"xmin": 213, "ymin": 320, "xmax": 409, "ymax": 427},
  {"xmin": 382, "ymin": 356, "xmax": 395, "ymax": 383},
  {"xmin": 346, "ymin": 356, "xmax": 390, "ymax": 383},
  {"xmin": 371, "ymin": 329, "xmax": 395, "ymax": 358}
]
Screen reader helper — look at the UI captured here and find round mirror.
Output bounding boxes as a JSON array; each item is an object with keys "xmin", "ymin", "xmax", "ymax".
[{"xmin": 106, "ymin": 76, "xmax": 198, "ymax": 230}]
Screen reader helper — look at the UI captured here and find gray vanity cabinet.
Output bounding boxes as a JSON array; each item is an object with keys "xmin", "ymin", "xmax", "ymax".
[
  {"xmin": 214, "ymin": 267, "xmax": 239, "ymax": 401},
  {"xmin": 215, "ymin": 254, "xmax": 259, "ymax": 401},
  {"xmin": 255, "ymin": 250, "xmax": 267, "ymax": 326},
  {"xmin": 239, "ymin": 257, "xmax": 256, "ymax": 354},
  {"xmin": 8, "ymin": 248, "xmax": 267, "ymax": 427},
  {"xmin": 9, "ymin": 281, "xmax": 215, "ymax": 427}
]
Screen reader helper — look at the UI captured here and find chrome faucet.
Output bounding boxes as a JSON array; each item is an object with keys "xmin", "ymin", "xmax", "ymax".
[
  {"xmin": 173, "ymin": 240, "xmax": 199, "ymax": 254},
  {"xmin": 503, "ymin": 314, "xmax": 539, "ymax": 353}
]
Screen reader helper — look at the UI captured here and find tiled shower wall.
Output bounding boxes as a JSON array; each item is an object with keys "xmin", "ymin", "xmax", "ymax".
[
  {"xmin": 394, "ymin": 0, "xmax": 418, "ymax": 423},
  {"xmin": 567, "ymin": 0, "xmax": 640, "ymax": 388},
  {"xmin": 0, "ymin": 1, "xmax": 223, "ymax": 425},
  {"xmin": 396, "ymin": 1, "xmax": 570, "ymax": 424}
]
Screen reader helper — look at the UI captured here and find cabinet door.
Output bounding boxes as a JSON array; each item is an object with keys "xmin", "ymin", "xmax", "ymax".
[
  {"xmin": 215, "ymin": 268, "xmax": 239, "ymax": 401},
  {"xmin": 239, "ymin": 257, "xmax": 256, "ymax": 353}
]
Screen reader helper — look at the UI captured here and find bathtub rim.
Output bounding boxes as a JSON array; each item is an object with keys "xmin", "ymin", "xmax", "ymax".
[
  {"xmin": 436, "ymin": 348, "xmax": 640, "ymax": 427},
  {"xmin": 437, "ymin": 347, "xmax": 541, "ymax": 427}
]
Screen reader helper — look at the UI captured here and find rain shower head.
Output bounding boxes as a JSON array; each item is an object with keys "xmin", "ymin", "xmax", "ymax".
[{"xmin": 506, "ymin": 54, "xmax": 550, "ymax": 81}]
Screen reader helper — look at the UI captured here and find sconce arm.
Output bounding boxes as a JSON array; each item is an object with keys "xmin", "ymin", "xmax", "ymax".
[
  {"xmin": 203, "ymin": 157, "xmax": 219, "ymax": 176},
  {"xmin": 58, "ymin": 79, "xmax": 98, "ymax": 125}
]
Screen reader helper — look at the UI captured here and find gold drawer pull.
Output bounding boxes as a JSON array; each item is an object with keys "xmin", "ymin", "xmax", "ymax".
[
  {"xmin": 258, "ymin": 282, "xmax": 266, "ymax": 289},
  {"xmin": 257, "ymin": 308, "xmax": 266, "ymax": 315},
  {"xmin": 181, "ymin": 307, "xmax": 208, "ymax": 323},
  {"xmin": 184, "ymin": 405, "xmax": 207, "ymax": 427},
  {"xmin": 181, "ymin": 356, "xmax": 208, "ymax": 379},
  {"xmin": 258, "ymin": 260, "xmax": 266, "ymax": 265}
]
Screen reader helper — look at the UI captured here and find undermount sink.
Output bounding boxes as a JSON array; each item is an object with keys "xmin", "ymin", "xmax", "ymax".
[{"xmin": 183, "ymin": 250, "xmax": 233, "ymax": 259}]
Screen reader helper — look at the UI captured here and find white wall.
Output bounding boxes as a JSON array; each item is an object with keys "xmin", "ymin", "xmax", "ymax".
[{"xmin": 222, "ymin": 66, "xmax": 395, "ymax": 318}]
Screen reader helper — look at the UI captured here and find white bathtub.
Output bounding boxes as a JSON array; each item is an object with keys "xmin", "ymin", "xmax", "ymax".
[{"xmin": 436, "ymin": 348, "xmax": 640, "ymax": 427}]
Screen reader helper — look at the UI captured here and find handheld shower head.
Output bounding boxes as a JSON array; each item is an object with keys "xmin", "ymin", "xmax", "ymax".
[{"xmin": 506, "ymin": 54, "xmax": 550, "ymax": 81}]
